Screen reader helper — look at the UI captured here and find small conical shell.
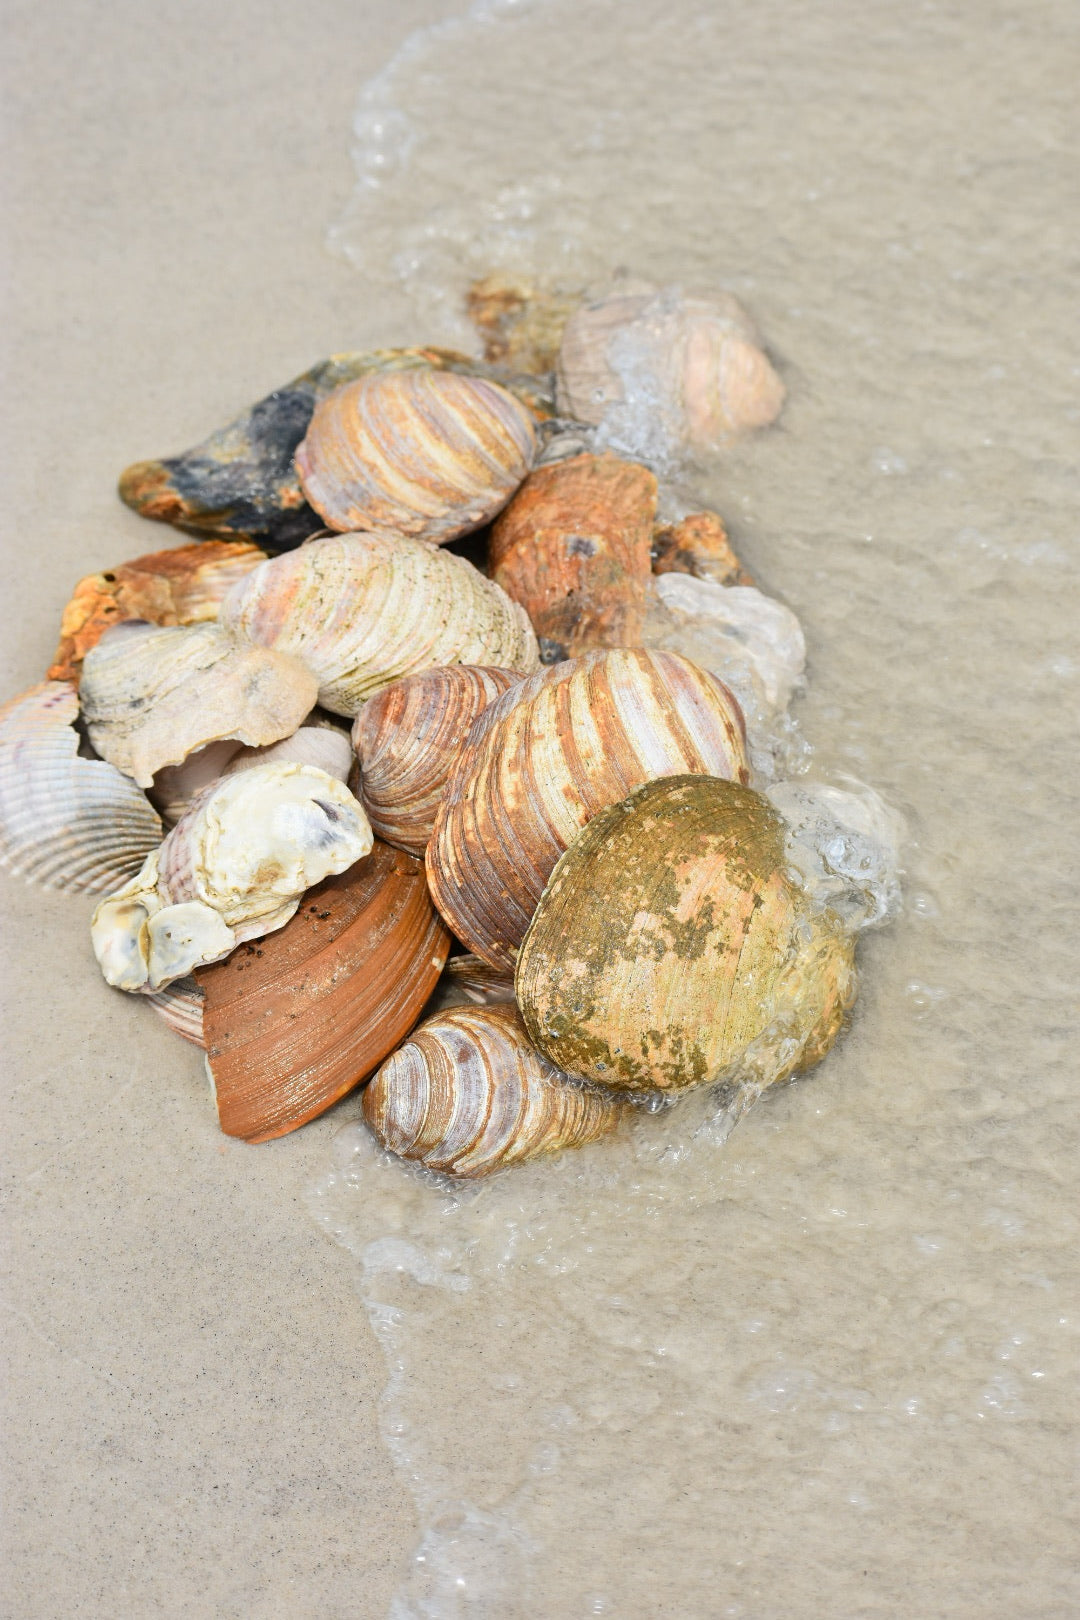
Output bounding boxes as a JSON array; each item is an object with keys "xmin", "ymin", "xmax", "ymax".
[
  {"xmin": 218, "ymin": 532, "xmax": 539, "ymax": 716},
  {"xmin": 352, "ymin": 665, "xmax": 521, "ymax": 856},
  {"xmin": 426, "ymin": 648, "xmax": 749, "ymax": 970},
  {"xmin": 79, "ymin": 621, "xmax": 319, "ymax": 786},
  {"xmin": 0, "ymin": 680, "xmax": 162, "ymax": 893},
  {"xmin": 363, "ymin": 1004, "xmax": 625, "ymax": 1177},
  {"xmin": 516, "ymin": 775, "xmax": 856, "ymax": 1094},
  {"xmin": 146, "ymin": 976, "xmax": 205, "ymax": 1046},
  {"xmin": 296, "ymin": 370, "xmax": 537, "ymax": 543}
]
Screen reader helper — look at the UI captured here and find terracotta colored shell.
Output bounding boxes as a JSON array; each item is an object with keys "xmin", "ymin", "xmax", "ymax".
[
  {"xmin": 48, "ymin": 540, "xmax": 266, "ymax": 683},
  {"xmin": 517, "ymin": 776, "xmax": 856, "ymax": 1094},
  {"xmin": 0, "ymin": 680, "xmax": 162, "ymax": 893},
  {"xmin": 219, "ymin": 532, "xmax": 539, "ymax": 716},
  {"xmin": 426, "ymin": 648, "xmax": 749, "ymax": 970},
  {"xmin": 651, "ymin": 511, "xmax": 753, "ymax": 587},
  {"xmin": 295, "ymin": 370, "xmax": 537, "ymax": 543},
  {"xmin": 146, "ymin": 976, "xmax": 205, "ymax": 1046},
  {"xmin": 362, "ymin": 1004, "xmax": 624, "ymax": 1177},
  {"xmin": 197, "ymin": 842, "xmax": 451, "ymax": 1143},
  {"xmin": 352, "ymin": 665, "xmax": 521, "ymax": 855},
  {"xmin": 489, "ymin": 453, "xmax": 657, "ymax": 660},
  {"xmin": 465, "ymin": 274, "xmax": 581, "ymax": 375}
]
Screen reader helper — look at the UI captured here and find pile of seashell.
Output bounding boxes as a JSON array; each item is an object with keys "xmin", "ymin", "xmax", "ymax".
[{"xmin": 0, "ymin": 276, "xmax": 865, "ymax": 1176}]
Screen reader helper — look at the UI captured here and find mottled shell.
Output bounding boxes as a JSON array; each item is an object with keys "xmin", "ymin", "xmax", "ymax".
[
  {"xmin": 48, "ymin": 540, "xmax": 266, "ymax": 683},
  {"xmin": 363, "ymin": 1004, "xmax": 624, "ymax": 1177},
  {"xmin": 426, "ymin": 648, "xmax": 749, "ymax": 970},
  {"xmin": 352, "ymin": 665, "xmax": 521, "ymax": 856},
  {"xmin": 295, "ymin": 370, "xmax": 537, "ymax": 544},
  {"xmin": 91, "ymin": 763, "xmax": 373, "ymax": 992},
  {"xmin": 79, "ymin": 621, "xmax": 318, "ymax": 787},
  {"xmin": 196, "ymin": 842, "xmax": 451, "ymax": 1143},
  {"xmin": 517, "ymin": 775, "xmax": 856, "ymax": 1094},
  {"xmin": 218, "ymin": 532, "xmax": 539, "ymax": 716},
  {"xmin": 465, "ymin": 273, "xmax": 581, "ymax": 375},
  {"xmin": 489, "ymin": 453, "xmax": 657, "ymax": 660},
  {"xmin": 0, "ymin": 680, "xmax": 162, "ymax": 893},
  {"xmin": 146, "ymin": 976, "xmax": 205, "ymax": 1046},
  {"xmin": 651, "ymin": 511, "xmax": 753, "ymax": 587}
]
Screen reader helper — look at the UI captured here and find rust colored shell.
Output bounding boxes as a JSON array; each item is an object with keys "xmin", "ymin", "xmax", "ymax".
[
  {"xmin": 517, "ymin": 775, "xmax": 857, "ymax": 1094},
  {"xmin": 465, "ymin": 273, "xmax": 581, "ymax": 375},
  {"xmin": 489, "ymin": 452, "xmax": 657, "ymax": 660},
  {"xmin": 362, "ymin": 1004, "xmax": 624, "ymax": 1177},
  {"xmin": 196, "ymin": 840, "xmax": 452, "ymax": 1143},
  {"xmin": 352, "ymin": 665, "xmax": 521, "ymax": 856},
  {"xmin": 48, "ymin": 540, "xmax": 266, "ymax": 684},
  {"xmin": 426, "ymin": 648, "xmax": 749, "ymax": 971},
  {"xmin": 296, "ymin": 370, "xmax": 537, "ymax": 544},
  {"xmin": 651, "ymin": 511, "xmax": 754, "ymax": 587}
]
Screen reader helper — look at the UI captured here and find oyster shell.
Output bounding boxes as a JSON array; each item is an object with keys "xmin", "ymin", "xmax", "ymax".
[
  {"xmin": 363, "ymin": 1003, "xmax": 625, "ymax": 1177},
  {"xmin": 643, "ymin": 575, "xmax": 806, "ymax": 714},
  {"xmin": 426, "ymin": 647, "xmax": 749, "ymax": 970},
  {"xmin": 651, "ymin": 510, "xmax": 753, "ymax": 587}
]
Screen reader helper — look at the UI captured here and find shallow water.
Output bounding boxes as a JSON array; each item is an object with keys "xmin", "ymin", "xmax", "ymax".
[{"xmin": 306, "ymin": 0, "xmax": 1080, "ymax": 1613}]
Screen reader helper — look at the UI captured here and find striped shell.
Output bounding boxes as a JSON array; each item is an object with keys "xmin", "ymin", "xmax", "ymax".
[
  {"xmin": 146, "ymin": 976, "xmax": 205, "ymax": 1046},
  {"xmin": 197, "ymin": 841, "xmax": 451, "ymax": 1142},
  {"xmin": 295, "ymin": 370, "xmax": 537, "ymax": 543},
  {"xmin": 363, "ymin": 1004, "xmax": 625, "ymax": 1177},
  {"xmin": 352, "ymin": 665, "xmax": 521, "ymax": 856},
  {"xmin": 218, "ymin": 532, "xmax": 539, "ymax": 717},
  {"xmin": 0, "ymin": 680, "xmax": 162, "ymax": 893},
  {"xmin": 517, "ymin": 776, "xmax": 856, "ymax": 1094},
  {"xmin": 426, "ymin": 648, "xmax": 749, "ymax": 970},
  {"xmin": 79, "ymin": 621, "xmax": 318, "ymax": 787}
]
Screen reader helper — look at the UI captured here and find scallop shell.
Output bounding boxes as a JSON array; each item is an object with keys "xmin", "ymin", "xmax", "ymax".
[
  {"xmin": 79, "ymin": 621, "xmax": 319, "ymax": 786},
  {"xmin": 196, "ymin": 841, "xmax": 451, "ymax": 1142},
  {"xmin": 47, "ymin": 540, "xmax": 266, "ymax": 684},
  {"xmin": 146, "ymin": 976, "xmax": 205, "ymax": 1046},
  {"xmin": 651, "ymin": 511, "xmax": 753, "ymax": 587},
  {"xmin": 352, "ymin": 665, "xmax": 521, "ymax": 856},
  {"xmin": 517, "ymin": 775, "xmax": 856, "ymax": 1094},
  {"xmin": 489, "ymin": 452, "xmax": 657, "ymax": 660},
  {"xmin": 295, "ymin": 370, "xmax": 537, "ymax": 543},
  {"xmin": 363, "ymin": 1004, "xmax": 625, "ymax": 1177},
  {"xmin": 218, "ymin": 532, "xmax": 539, "ymax": 716},
  {"xmin": 0, "ymin": 680, "xmax": 162, "ymax": 893},
  {"xmin": 426, "ymin": 648, "xmax": 749, "ymax": 970},
  {"xmin": 91, "ymin": 763, "xmax": 373, "ymax": 992}
]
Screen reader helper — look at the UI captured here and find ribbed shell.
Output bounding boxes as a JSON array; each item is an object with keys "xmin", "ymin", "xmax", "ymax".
[
  {"xmin": 363, "ymin": 1004, "xmax": 624, "ymax": 1177},
  {"xmin": 353, "ymin": 665, "xmax": 521, "ymax": 855},
  {"xmin": 196, "ymin": 841, "xmax": 450, "ymax": 1142},
  {"xmin": 218, "ymin": 532, "xmax": 539, "ymax": 717},
  {"xmin": 295, "ymin": 370, "xmax": 537, "ymax": 543},
  {"xmin": 443, "ymin": 955, "xmax": 517, "ymax": 1006},
  {"xmin": 80, "ymin": 621, "xmax": 318, "ymax": 786},
  {"xmin": 146, "ymin": 976, "xmax": 205, "ymax": 1046},
  {"xmin": 517, "ymin": 776, "xmax": 856, "ymax": 1093},
  {"xmin": 0, "ymin": 681, "xmax": 162, "ymax": 893},
  {"xmin": 426, "ymin": 648, "xmax": 749, "ymax": 970}
]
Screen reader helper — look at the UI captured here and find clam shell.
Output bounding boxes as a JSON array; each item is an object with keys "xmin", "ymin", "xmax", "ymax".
[
  {"xmin": 489, "ymin": 452, "xmax": 657, "ymax": 660},
  {"xmin": 218, "ymin": 532, "xmax": 539, "ymax": 716},
  {"xmin": 352, "ymin": 665, "xmax": 521, "ymax": 856},
  {"xmin": 443, "ymin": 955, "xmax": 517, "ymax": 1006},
  {"xmin": 48, "ymin": 540, "xmax": 266, "ymax": 684},
  {"xmin": 0, "ymin": 680, "xmax": 162, "ymax": 893},
  {"xmin": 651, "ymin": 511, "xmax": 753, "ymax": 587},
  {"xmin": 146, "ymin": 976, "xmax": 205, "ymax": 1046},
  {"xmin": 79, "ymin": 621, "xmax": 319, "ymax": 786},
  {"xmin": 295, "ymin": 370, "xmax": 537, "ymax": 543},
  {"xmin": 517, "ymin": 775, "xmax": 856, "ymax": 1093},
  {"xmin": 363, "ymin": 1004, "xmax": 624, "ymax": 1177},
  {"xmin": 426, "ymin": 647, "xmax": 749, "ymax": 970},
  {"xmin": 196, "ymin": 841, "xmax": 451, "ymax": 1142}
]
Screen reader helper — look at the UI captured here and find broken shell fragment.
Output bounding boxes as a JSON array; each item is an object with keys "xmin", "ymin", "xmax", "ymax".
[
  {"xmin": 296, "ymin": 370, "xmax": 537, "ymax": 544},
  {"xmin": 196, "ymin": 840, "xmax": 451, "ymax": 1143},
  {"xmin": 363, "ymin": 1004, "xmax": 625, "ymax": 1177},
  {"xmin": 352, "ymin": 664, "xmax": 521, "ymax": 855},
  {"xmin": 0, "ymin": 680, "xmax": 162, "ymax": 893},
  {"xmin": 517, "ymin": 775, "xmax": 856, "ymax": 1094},
  {"xmin": 465, "ymin": 273, "xmax": 582, "ymax": 375},
  {"xmin": 651, "ymin": 511, "xmax": 753, "ymax": 587}
]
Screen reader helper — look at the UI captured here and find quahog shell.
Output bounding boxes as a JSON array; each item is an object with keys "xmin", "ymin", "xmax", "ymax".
[
  {"xmin": 219, "ymin": 532, "xmax": 539, "ymax": 716},
  {"xmin": 363, "ymin": 1004, "xmax": 625, "ymax": 1177},
  {"xmin": 296, "ymin": 370, "xmax": 537, "ymax": 544},
  {"xmin": 426, "ymin": 648, "xmax": 749, "ymax": 970},
  {"xmin": 196, "ymin": 841, "xmax": 451, "ymax": 1143},
  {"xmin": 0, "ymin": 680, "xmax": 162, "ymax": 893},
  {"xmin": 517, "ymin": 775, "xmax": 856, "ymax": 1094},
  {"xmin": 352, "ymin": 665, "xmax": 521, "ymax": 856}
]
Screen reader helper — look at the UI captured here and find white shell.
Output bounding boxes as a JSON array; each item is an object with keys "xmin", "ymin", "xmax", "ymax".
[
  {"xmin": 224, "ymin": 725, "xmax": 354, "ymax": 784},
  {"xmin": 644, "ymin": 575, "xmax": 806, "ymax": 713}
]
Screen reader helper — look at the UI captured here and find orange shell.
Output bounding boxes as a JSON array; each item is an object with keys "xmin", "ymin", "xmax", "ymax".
[{"xmin": 651, "ymin": 511, "xmax": 754, "ymax": 587}]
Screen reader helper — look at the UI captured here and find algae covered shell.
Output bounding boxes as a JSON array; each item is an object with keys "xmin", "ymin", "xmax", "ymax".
[
  {"xmin": 295, "ymin": 370, "xmax": 537, "ymax": 543},
  {"xmin": 516, "ymin": 775, "xmax": 856, "ymax": 1094},
  {"xmin": 363, "ymin": 1003, "xmax": 625, "ymax": 1177}
]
